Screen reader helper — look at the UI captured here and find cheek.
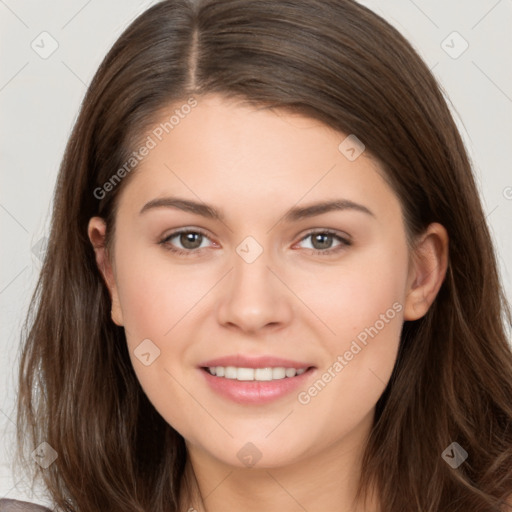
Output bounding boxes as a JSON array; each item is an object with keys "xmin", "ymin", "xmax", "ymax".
[
  {"xmin": 112, "ymin": 244, "xmax": 207, "ymax": 403},
  {"xmin": 118, "ymin": 273, "xmax": 169, "ymax": 340},
  {"xmin": 300, "ymin": 238, "xmax": 408, "ymax": 343},
  {"xmin": 113, "ymin": 251, "xmax": 197, "ymax": 428},
  {"xmin": 114, "ymin": 243, "xmax": 203, "ymax": 339},
  {"xmin": 294, "ymin": 240, "xmax": 407, "ymax": 412}
]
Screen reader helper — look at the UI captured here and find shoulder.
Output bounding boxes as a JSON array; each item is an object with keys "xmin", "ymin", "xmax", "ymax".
[{"xmin": 0, "ymin": 499, "xmax": 52, "ymax": 511}]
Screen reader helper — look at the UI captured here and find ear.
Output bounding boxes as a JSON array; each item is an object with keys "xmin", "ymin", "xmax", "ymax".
[
  {"xmin": 403, "ymin": 222, "xmax": 449, "ymax": 321},
  {"xmin": 87, "ymin": 217, "xmax": 124, "ymax": 326}
]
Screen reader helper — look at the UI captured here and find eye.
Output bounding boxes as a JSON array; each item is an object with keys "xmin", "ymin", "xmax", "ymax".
[
  {"xmin": 158, "ymin": 228, "xmax": 351, "ymax": 257},
  {"xmin": 295, "ymin": 230, "xmax": 351, "ymax": 255},
  {"xmin": 159, "ymin": 228, "xmax": 215, "ymax": 256}
]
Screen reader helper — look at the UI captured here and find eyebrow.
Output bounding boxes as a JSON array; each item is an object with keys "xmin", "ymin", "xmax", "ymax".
[{"xmin": 139, "ymin": 196, "xmax": 375, "ymax": 222}]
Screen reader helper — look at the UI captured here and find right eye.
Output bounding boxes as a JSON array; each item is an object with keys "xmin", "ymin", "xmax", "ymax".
[{"xmin": 159, "ymin": 228, "xmax": 216, "ymax": 256}]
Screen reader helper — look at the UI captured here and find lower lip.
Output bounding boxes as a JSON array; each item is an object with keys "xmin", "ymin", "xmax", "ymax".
[{"xmin": 199, "ymin": 367, "xmax": 316, "ymax": 405}]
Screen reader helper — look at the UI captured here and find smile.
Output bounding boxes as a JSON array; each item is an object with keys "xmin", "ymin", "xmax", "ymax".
[{"xmin": 205, "ymin": 366, "xmax": 308, "ymax": 381}]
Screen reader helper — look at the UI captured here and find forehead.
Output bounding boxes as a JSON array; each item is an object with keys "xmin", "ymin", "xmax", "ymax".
[{"xmin": 116, "ymin": 94, "xmax": 400, "ymax": 224}]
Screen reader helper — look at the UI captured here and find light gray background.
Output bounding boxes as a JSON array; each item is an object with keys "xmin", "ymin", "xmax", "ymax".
[{"xmin": 1, "ymin": 0, "xmax": 511, "ymax": 506}]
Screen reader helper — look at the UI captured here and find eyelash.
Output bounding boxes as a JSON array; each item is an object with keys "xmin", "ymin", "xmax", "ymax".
[{"xmin": 158, "ymin": 228, "xmax": 352, "ymax": 257}]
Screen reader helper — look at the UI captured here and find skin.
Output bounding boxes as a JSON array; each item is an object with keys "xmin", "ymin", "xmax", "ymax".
[{"xmin": 88, "ymin": 93, "xmax": 448, "ymax": 512}]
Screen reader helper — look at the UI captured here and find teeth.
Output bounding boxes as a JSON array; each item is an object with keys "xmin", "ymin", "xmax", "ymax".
[{"xmin": 207, "ymin": 366, "xmax": 307, "ymax": 380}]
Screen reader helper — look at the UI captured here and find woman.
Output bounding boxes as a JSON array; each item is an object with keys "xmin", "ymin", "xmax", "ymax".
[{"xmin": 4, "ymin": 0, "xmax": 512, "ymax": 510}]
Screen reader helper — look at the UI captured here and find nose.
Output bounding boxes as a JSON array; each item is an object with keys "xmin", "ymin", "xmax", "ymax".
[{"xmin": 215, "ymin": 243, "xmax": 294, "ymax": 335}]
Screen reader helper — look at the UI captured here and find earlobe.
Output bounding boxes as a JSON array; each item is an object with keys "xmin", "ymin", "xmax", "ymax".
[
  {"xmin": 403, "ymin": 222, "xmax": 449, "ymax": 321},
  {"xmin": 87, "ymin": 217, "xmax": 124, "ymax": 326}
]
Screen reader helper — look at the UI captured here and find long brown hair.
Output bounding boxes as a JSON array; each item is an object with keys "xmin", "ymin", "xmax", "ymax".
[{"xmin": 15, "ymin": 0, "xmax": 512, "ymax": 510}]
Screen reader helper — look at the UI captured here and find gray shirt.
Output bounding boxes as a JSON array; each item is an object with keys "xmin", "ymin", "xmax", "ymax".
[{"xmin": 0, "ymin": 499, "xmax": 52, "ymax": 511}]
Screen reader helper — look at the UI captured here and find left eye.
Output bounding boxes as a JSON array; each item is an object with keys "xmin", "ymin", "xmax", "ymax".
[{"xmin": 296, "ymin": 231, "xmax": 350, "ymax": 253}]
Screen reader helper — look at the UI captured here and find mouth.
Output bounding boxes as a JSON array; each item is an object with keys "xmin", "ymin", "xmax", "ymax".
[
  {"xmin": 198, "ymin": 364, "xmax": 317, "ymax": 405},
  {"xmin": 201, "ymin": 365, "xmax": 313, "ymax": 381}
]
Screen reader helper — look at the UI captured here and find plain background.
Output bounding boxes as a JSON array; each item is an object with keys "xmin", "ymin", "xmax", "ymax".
[{"xmin": 1, "ymin": 0, "xmax": 511, "ymax": 506}]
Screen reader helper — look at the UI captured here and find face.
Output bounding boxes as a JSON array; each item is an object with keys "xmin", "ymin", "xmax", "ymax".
[{"xmin": 89, "ymin": 93, "xmax": 447, "ymax": 471}]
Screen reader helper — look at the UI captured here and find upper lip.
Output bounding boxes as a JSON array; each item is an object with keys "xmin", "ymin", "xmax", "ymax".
[{"xmin": 199, "ymin": 355, "xmax": 314, "ymax": 370}]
